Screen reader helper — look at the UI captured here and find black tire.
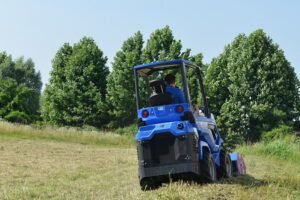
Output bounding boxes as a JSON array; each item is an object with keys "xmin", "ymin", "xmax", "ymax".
[
  {"xmin": 140, "ymin": 178, "xmax": 160, "ymax": 191},
  {"xmin": 199, "ymin": 149, "xmax": 217, "ymax": 183},
  {"xmin": 218, "ymin": 150, "xmax": 233, "ymax": 178}
]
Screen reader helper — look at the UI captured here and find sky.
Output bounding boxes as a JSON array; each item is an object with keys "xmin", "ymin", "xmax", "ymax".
[{"xmin": 0, "ymin": 0, "xmax": 299, "ymax": 88}]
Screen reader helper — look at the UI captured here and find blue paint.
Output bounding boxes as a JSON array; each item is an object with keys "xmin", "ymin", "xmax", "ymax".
[{"xmin": 134, "ymin": 59, "xmax": 227, "ymax": 175}]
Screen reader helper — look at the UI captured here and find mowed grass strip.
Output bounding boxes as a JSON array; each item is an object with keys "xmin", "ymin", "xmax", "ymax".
[
  {"xmin": 0, "ymin": 131, "xmax": 300, "ymax": 199},
  {"xmin": 0, "ymin": 139, "xmax": 299, "ymax": 200},
  {"xmin": 0, "ymin": 122, "xmax": 299, "ymax": 199},
  {"xmin": 0, "ymin": 121, "xmax": 134, "ymax": 147},
  {"xmin": 0, "ymin": 140, "xmax": 138, "ymax": 200}
]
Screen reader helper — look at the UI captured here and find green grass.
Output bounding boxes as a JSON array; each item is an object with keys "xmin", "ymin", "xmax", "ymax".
[
  {"xmin": 0, "ymin": 121, "xmax": 135, "ymax": 148},
  {"xmin": 0, "ymin": 122, "xmax": 299, "ymax": 199},
  {"xmin": 237, "ymin": 135, "xmax": 300, "ymax": 164}
]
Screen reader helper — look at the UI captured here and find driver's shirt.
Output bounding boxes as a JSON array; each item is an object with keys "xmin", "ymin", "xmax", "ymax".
[{"xmin": 166, "ymin": 85, "xmax": 186, "ymax": 104}]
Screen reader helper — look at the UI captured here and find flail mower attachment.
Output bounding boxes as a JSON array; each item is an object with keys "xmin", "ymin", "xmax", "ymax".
[{"xmin": 230, "ymin": 153, "xmax": 246, "ymax": 176}]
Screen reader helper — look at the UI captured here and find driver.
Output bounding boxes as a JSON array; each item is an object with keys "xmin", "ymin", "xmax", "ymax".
[{"xmin": 164, "ymin": 74, "xmax": 186, "ymax": 104}]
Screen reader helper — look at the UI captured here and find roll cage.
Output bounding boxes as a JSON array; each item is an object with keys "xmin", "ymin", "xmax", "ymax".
[{"xmin": 134, "ymin": 59, "xmax": 210, "ymax": 117}]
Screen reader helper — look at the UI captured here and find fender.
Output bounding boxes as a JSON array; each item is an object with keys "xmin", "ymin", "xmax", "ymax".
[{"xmin": 198, "ymin": 141, "xmax": 210, "ymax": 160}]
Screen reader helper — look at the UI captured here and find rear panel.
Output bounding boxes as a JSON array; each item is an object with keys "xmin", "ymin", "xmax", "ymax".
[
  {"xmin": 137, "ymin": 103, "xmax": 190, "ymax": 126},
  {"xmin": 136, "ymin": 121, "xmax": 199, "ymax": 180}
]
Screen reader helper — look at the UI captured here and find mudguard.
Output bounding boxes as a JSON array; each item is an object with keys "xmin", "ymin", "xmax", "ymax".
[{"xmin": 198, "ymin": 141, "xmax": 210, "ymax": 160}]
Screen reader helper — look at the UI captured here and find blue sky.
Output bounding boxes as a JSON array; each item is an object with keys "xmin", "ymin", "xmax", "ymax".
[{"xmin": 0, "ymin": 0, "xmax": 299, "ymax": 87}]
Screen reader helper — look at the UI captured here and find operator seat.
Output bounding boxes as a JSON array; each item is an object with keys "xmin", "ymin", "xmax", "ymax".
[{"xmin": 149, "ymin": 79, "xmax": 173, "ymax": 106}]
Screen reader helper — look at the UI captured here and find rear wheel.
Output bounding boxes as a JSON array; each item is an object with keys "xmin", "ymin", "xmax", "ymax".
[
  {"xmin": 140, "ymin": 178, "xmax": 160, "ymax": 190},
  {"xmin": 218, "ymin": 150, "xmax": 233, "ymax": 178},
  {"xmin": 199, "ymin": 149, "xmax": 217, "ymax": 183}
]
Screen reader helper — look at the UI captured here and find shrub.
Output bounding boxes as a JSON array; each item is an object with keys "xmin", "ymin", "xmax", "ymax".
[
  {"xmin": 261, "ymin": 125, "xmax": 293, "ymax": 142},
  {"xmin": 4, "ymin": 111, "xmax": 31, "ymax": 124},
  {"xmin": 259, "ymin": 140, "xmax": 294, "ymax": 159},
  {"xmin": 222, "ymin": 132, "xmax": 244, "ymax": 152},
  {"xmin": 115, "ymin": 124, "xmax": 138, "ymax": 136}
]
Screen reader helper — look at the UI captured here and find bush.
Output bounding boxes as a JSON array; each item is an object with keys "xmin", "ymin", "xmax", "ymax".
[
  {"xmin": 222, "ymin": 132, "xmax": 244, "ymax": 152},
  {"xmin": 259, "ymin": 140, "xmax": 294, "ymax": 159},
  {"xmin": 262, "ymin": 125, "xmax": 293, "ymax": 142},
  {"xmin": 115, "ymin": 124, "xmax": 138, "ymax": 136},
  {"xmin": 4, "ymin": 111, "xmax": 31, "ymax": 124},
  {"xmin": 237, "ymin": 135, "xmax": 300, "ymax": 163}
]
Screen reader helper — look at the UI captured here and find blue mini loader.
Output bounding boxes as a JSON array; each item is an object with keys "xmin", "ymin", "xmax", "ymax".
[{"xmin": 134, "ymin": 59, "xmax": 246, "ymax": 190}]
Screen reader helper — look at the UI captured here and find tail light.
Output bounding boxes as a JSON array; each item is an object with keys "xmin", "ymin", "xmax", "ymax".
[
  {"xmin": 176, "ymin": 105, "xmax": 184, "ymax": 113},
  {"xmin": 175, "ymin": 105, "xmax": 184, "ymax": 113},
  {"xmin": 142, "ymin": 110, "xmax": 149, "ymax": 118}
]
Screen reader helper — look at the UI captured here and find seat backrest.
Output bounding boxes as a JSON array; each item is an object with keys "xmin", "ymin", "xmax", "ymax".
[
  {"xmin": 150, "ymin": 93, "xmax": 173, "ymax": 106},
  {"xmin": 149, "ymin": 79, "xmax": 166, "ymax": 94},
  {"xmin": 149, "ymin": 79, "xmax": 173, "ymax": 106}
]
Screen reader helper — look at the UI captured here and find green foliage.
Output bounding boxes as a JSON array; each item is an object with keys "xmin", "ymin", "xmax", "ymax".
[
  {"xmin": 42, "ymin": 37, "xmax": 109, "ymax": 128},
  {"xmin": 115, "ymin": 124, "xmax": 138, "ymax": 135},
  {"xmin": 141, "ymin": 26, "xmax": 188, "ymax": 110},
  {"xmin": 0, "ymin": 52, "xmax": 42, "ymax": 123},
  {"xmin": 205, "ymin": 29, "xmax": 299, "ymax": 147},
  {"xmin": 187, "ymin": 53, "xmax": 205, "ymax": 105},
  {"xmin": 4, "ymin": 111, "xmax": 31, "ymax": 124},
  {"xmin": 142, "ymin": 25, "xmax": 182, "ymax": 62},
  {"xmin": 106, "ymin": 32, "xmax": 143, "ymax": 127},
  {"xmin": 238, "ymin": 133, "xmax": 300, "ymax": 162},
  {"xmin": 261, "ymin": 125, "xmax": 293, "ymax": 142},
  {"xmin": 107, "ymin": 26, "xmax": 204, "ymax": 127},
  {"xmin": 260, "ymin": 140, "xmax": 294, "ymax": 159},
  {"xmin": 41, "ymin": 43, "xmax": 73, "ymax": 124}
]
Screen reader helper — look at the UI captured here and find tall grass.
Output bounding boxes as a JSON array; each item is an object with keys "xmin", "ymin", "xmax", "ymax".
[
  {"xmin": 0, "ymin": 121, "xmax": 135, "ymax": 147},
  {"xmin": 237, "ymin": 125, "xmax": 300, "ymax": 163},
  {"xmin": 237, "ymin": 135, "xmax": 300, "ymax": 163},
  {"xmin": 114, "ymin": 124, "xmax": 138, "ymax": 135}
]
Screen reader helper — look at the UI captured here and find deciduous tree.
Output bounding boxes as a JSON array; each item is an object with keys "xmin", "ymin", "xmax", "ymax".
[
  {"xmin": 0, "ymin": 52, "xmax": 42, "ymax": 123},
  {"xmin": 106, "ymin": 32, "xmax": 143, "ymax": 127},
  {"xmin": 205, "ymin": 30, "xmax": 299, "ymax": 146},
  {"xmin": 42, "ymin": 37, "xmax": 109, "ymax": 127}
]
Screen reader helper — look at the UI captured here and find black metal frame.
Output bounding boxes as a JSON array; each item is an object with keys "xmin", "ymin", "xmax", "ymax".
[
  {"xmin": 134, "ymin": 60, "xmax": 210, "ymax": 117},
  {"xmin": 196, "ymin": 67, "xmax": 210, "ymax": 117}
]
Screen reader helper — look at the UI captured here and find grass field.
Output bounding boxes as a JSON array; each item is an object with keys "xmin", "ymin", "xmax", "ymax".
[{"xmin": 0, "ymin": 122, "xmax": 299, "ymax": 199}]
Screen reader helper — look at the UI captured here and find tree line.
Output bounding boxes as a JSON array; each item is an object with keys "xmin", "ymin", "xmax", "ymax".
[{"xmin": 0, "ymin": 26, "xmax": 299, "ymax": 145}]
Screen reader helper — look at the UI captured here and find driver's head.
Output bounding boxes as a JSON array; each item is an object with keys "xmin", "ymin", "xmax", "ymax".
[{"xmin": 165, "ymin": 74, "xmax": 176, "ymax": 85}]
